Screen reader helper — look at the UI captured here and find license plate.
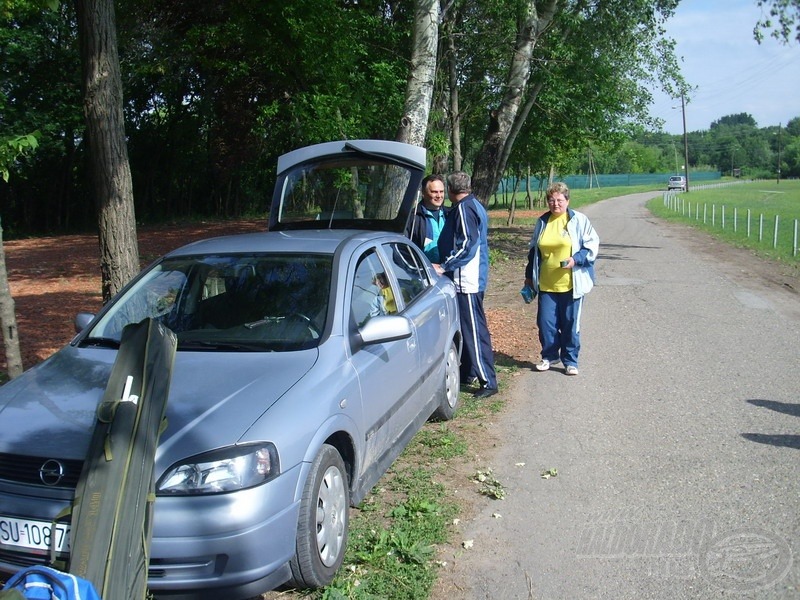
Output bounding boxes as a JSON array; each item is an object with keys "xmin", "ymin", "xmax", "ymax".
[{"xmin": 0, "ymin": 516, "xmax": 70, "ymax": 552}]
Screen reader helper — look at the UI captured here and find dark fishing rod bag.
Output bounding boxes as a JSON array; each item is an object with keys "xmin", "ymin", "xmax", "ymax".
[{"xmin": 66, "ymin": 317, "xmax": 177, "ymax": 600}]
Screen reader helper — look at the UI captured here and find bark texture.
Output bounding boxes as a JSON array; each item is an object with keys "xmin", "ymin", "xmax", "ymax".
[
  {"xmin": 76, "ymin": 0, "xmax": 140, "ymax": 303},
  {"xmin": 0, "ymin": 222, "xmax": 23, "ymax": 378},
  {"xmin": 396, "ymin": 0, "xmax": 439, "ymax": 148}
]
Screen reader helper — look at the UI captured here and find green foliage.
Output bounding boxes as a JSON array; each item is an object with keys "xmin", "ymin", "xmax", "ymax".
[
  {"xmin": 1, "ymin": 0, "xmax": 797, "ymax": 237},
  {"xmin": 755, "ymin": 0, "xmax": 800, "ymax": 44},
  {"xmin": 566, "ymin": 116, "xmax": 800, "ymax": 181},
  {"xmin": 0, "ymin": 132, "xmax": 39, "ymax": 181},
  {"xmin": 412, "ymin": 423, "xmax": 467, "ymax": 460},
  {"xmin": 498, "ymin": 0, "xmax": 685, "ymax": 177}
]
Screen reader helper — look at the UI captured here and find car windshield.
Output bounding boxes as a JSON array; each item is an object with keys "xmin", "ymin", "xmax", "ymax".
[{"xmin": 86, "ymin": 254, "xmax": 332, "ymax": 352}]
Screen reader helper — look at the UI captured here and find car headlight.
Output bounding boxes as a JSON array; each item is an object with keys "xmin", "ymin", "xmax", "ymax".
[{"xmin": 157, "ymin": 443, "xmax": 280, "ymax": 495}]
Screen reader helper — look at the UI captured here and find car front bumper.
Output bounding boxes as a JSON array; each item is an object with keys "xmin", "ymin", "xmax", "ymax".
[{"xmin": 0, "ymin": 463, "xmax": 303, "ymax": 600}]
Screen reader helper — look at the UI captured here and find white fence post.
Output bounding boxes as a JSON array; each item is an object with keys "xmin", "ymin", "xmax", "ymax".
[
  {"xmin": 747, "ymin": 209, "xmax": 751, "ymax": 238},
  {"xmin": 773, "ymin": 215, "xmax": 780, "ymax": 249}
]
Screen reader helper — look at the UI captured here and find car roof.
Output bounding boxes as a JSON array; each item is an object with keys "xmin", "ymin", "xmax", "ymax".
[{"xmin": 163, "ymin": 229, "xmax": 400, "ymax": 258}]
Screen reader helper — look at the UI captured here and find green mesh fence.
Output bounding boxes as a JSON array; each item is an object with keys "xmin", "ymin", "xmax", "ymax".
[{"xmin": 498, "ymin": 171, "xmax": 722, "ymax": 193}]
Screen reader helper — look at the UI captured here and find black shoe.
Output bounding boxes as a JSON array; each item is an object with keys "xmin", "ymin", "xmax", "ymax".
[{"xmin": 473, "ymin": 386, "xmax": 498, "ymax": 398}]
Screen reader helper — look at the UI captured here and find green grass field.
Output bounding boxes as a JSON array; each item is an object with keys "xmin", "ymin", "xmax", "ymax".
[{"xmin": 647, "ymin": 179, "xmax": 800, "ymax": 264}]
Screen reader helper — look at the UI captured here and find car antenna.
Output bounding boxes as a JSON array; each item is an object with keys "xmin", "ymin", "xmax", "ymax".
[{"xmin": 328, "ymin": 188, "xmax": 342, "ymax": 229}]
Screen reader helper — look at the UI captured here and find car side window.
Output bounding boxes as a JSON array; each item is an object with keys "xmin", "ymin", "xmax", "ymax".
[
  {"xmin": 351, "ymin": 250, "xmax": 393, "ymax": 327},
  {"xmin": 382, "ymin": 242, "xmax": 429, "ymax": 306}
]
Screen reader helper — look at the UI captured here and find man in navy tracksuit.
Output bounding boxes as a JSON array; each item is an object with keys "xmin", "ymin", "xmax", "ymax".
[{"xmin": 436, "ymin": 171, "xmax": 498, "ymax": 398}]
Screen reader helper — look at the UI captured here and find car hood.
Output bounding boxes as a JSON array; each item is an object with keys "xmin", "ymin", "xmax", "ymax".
[{"xmin": 0, "ymin": 344, "xmax": 317, "ymax": 462}]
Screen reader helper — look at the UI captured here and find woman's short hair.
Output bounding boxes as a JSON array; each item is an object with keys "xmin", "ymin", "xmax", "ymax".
[{"xmin": 546, "ymin": 181, "xmax": 570, "ymax": 200}]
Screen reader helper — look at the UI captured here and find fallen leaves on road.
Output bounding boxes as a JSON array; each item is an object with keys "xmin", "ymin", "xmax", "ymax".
[{"xmin": 473, "ymin": 467, "xmax": 506, "ymax": 499}]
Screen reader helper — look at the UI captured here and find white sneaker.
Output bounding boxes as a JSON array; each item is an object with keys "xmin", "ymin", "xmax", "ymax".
[
  {"xmin": 535, "ymin": 359, "xmax": 557, "ymax": 371},
  {"xmin": 565, "ymin": 365, "xmax": 579, "ymax": 376}
]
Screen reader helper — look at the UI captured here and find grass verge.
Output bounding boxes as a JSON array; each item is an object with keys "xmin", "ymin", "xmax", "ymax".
[{"xmin": 647, "ymin": 179, "xmax": 800, "ymax": 265}]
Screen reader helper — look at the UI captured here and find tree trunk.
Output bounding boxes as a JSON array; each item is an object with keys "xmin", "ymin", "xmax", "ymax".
[
  {"xmin": 506, "ymin": 174, "xmax": 517, "ymax": 226},
  {"xmin": 76, "ymin": 0, "xmax": 140, "ymax": 304},
  {"xmin": 446, "ymin": 18, "xmax": 463, "ymax": 172},
  {"xmin": 0, "ymin": 220, "xmax": 23, "ymax": 379},
  {"xmin": 396, "ymin": 0, "xmax": 439, "ymax": 147},
  {"xmin": 470, "ymin": 0, "xmax": 558, "ymax": 204},
  {"xmin": 498, "ymin": 80, "xmax": 544, "ymax": 181}
]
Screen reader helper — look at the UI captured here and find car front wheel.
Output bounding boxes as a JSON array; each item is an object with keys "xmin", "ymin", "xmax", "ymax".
[
  {"xmin": 288, "ymin": 444, "xmax": 349, "ymax": 588},
  {"xmin": 432, "ymin": 340, "xmax": 460, "ymax": 421}
]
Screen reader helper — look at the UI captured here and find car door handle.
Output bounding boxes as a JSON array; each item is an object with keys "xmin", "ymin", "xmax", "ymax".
[
  {"xmin": 407, "ymin": 337, "xmax": 417, "ymax": 353},
  {"xmin": 439, "ymin": 307, "xmax": 446, "ymax": 321}
]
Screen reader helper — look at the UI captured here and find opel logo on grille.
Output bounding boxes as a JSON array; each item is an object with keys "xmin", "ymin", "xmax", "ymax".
[{"xmin": 39, "ymin": 459, "xmax": 65, "ymax": 486}]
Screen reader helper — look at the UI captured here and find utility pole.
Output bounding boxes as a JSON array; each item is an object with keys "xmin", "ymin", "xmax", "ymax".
[
  {"xmin": 777, "ymin": 122, "xmax": 782, "ymax": 184},
  {"xmin": 681, "ymin": 92, "xmax": 690, "ymax": 193}
]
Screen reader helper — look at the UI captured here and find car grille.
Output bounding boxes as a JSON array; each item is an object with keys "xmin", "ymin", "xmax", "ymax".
[
  {"xmin": 0, "ymin": 549, "xmax": 165, "ymax": 579},
  {"xmin": 0, "ymin": 548, "xmax": 54, "ymax": 570},
  {"xmin": 0, "ymin": 453, "xmax": 83, "ymax": 489}
]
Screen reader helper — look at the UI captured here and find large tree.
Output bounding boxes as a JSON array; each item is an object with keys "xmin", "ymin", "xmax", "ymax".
[
  {"xmin": 451, "ymin": 0, "xmax": 682, "ymax": 203},
  {"xmin": 470, "ymin": 0, "xmax": 558, "ymax": 202},
  {"xmin": 76, "ymin": 0, "xmax": 139, "ymax": 302}
]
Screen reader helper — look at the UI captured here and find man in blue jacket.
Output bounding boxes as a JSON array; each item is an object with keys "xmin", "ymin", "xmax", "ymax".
[
  {"xmin": 409, "ymin": 174, "xmax": 448, "ymax": 262},
  {"xmin": 435, "ymin": 171, "xmax": 498, "ymax": 398}
]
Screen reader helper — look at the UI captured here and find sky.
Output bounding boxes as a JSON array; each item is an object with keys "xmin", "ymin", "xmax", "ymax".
[{"xmin": 647, "ymin": 0, "xmax": 800, "ymax": 134}]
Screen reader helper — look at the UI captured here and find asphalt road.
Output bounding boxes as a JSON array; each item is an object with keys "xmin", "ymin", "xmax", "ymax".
[{"xmin": 444, "ymin": 192, "xmax": 800, "ymax": 599}]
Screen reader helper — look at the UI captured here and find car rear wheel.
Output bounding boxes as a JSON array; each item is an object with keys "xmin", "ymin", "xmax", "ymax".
[
  {"xmin": 289, "ymin": 444, "xmax": 349, "ymax": 588},
  {"xmin": 432, "ymin": 340, "xmax": 460, "ymax": 421}
]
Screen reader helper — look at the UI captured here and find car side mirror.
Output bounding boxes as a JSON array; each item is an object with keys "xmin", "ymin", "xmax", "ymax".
[
  {"xmin": 74, "ymin": 312, "xmax": 95, "ymax": 334},
  {"xmin": 358, "ymin": 315, "xmax": 413, "ymax": 347}
]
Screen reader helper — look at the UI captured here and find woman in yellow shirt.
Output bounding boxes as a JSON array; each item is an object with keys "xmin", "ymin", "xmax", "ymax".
[{"xmin": 523, "ymin": 182, "xmax": 599, "ymax": 375}]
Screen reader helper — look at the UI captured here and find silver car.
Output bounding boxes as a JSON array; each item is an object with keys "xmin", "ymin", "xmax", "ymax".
[
  {"xmin": 667, "ymin": 175, "xmax": 686, "ymax": 191},
  {"xmin": 0, "ymin": 140, "xmax": 462, "ymax": 598}
]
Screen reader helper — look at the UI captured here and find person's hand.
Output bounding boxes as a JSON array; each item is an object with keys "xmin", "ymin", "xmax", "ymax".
[
  {"xmin": 562, "ymin": 257, "xmax": 575, "ymax": 269},
  {"xmin": 433, "ymin": 263, "xmax": 445, "ymax": 275},
  {"xmin": 524, "ymin": 278, "xmax": 533, "ymax": 287}
]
